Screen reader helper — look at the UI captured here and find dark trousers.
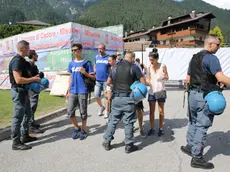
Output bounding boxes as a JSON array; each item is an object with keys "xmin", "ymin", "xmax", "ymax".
[
  {"xmin": 103, "ymin": 96, "xmax": 137, "ymax": 145},
  {"xmin": 11, "ymin": 87, "xmax": 32, "ymax": 144},
  {"xmin": 28, "ymin": 90, "xmax": 39, "ymax": 124}
]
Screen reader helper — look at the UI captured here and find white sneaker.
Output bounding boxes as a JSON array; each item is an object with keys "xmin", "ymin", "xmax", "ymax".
[
  {"xmin": 104, "ymin": 111, "xmax": 109, "ymax": 119},
  {"xmin": 98, "ymin": 106, "xmax": 105, "ymax": 116}
]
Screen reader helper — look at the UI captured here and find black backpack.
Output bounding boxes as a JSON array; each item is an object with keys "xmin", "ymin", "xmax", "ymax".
[{"xmin": 82, "ymin": 61, "xmax": 96, "ymax": 103}]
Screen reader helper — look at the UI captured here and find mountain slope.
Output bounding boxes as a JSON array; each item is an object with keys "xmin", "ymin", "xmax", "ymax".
[
  {"xmin": 78, "ymin": 0, "xmax": 230, "ymax": 41},
  {"xmin": 46, "ymin": 0, "xmax": 101, "ymax": 21},
  {"xmin": 0, "ymin": 0, "xmax": 229, "ymax": 42},
  {"xmin": 0, "ymin": 0, "xmax": 67, "ymax": 24},
  {"xmin": 0, "ymin": 0, "xmax": 100, "ymax": 24}
]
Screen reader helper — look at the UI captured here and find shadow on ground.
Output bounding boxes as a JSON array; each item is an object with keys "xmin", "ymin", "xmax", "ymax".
[{"xmin": 204, "ymin": 130, "xmax": 230, "ymax": 161}]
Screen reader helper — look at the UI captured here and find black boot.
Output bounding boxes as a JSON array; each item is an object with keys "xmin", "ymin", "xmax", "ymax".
[
  {"xmin": 21, "ymin": 135, "xmax": 37, "ymax": 143},
  {"xmin": 191, "ymin": 157, "xmax": 214, "ymax": 169},
  {"xmin": 12, "ymin": 141, "xmax": 32, "ymax": 150},
  {"xmin": 102, "ymin": 141, "xmax": 111, "ymax": 151},
  {"xmin": 125, "ymin": 143, "xmax": 138, "ymax": 154},
  {"xmin": 29, "ymin": 126, "xmax": 44, "ymax": 134},
  {"xmin": 31, "ymin": 122, "xmax": 40, "ymax": 129},
  {"xmin": 180, "ymin": 145, "xmax": 192, "ymax": 156}
]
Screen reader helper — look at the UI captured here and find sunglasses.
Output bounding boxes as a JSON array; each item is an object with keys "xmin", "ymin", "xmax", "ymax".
[
  {"xmin": 117, "ymin": 54, "xmax": 121, "ymax": 56},
  {"xmin": 211, "ymin": 43, "xmax": 220, "ymax": 47},
  {"xmin": 72, "ymin": 49, "xmax": 80, "ymax": 52}
]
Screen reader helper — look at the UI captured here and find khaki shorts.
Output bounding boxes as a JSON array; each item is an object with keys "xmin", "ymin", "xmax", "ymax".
[{"xmin": 67, "ymin": 93, "xmax": 88, "ymax": 120}]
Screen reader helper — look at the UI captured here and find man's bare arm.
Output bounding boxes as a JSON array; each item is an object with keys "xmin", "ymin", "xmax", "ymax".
[
  {"xmin": 215, "ymin": 72, "xmax": 230, "ymax": 87},
  {"xmin": 13, "ymin": 71, "xmax": 40, "ymax": 84}
]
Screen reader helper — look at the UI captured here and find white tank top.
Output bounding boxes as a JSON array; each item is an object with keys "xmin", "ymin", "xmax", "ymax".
[{"xmin": 148, "ymin": 63, "xmax": 165, "ymax": 94}]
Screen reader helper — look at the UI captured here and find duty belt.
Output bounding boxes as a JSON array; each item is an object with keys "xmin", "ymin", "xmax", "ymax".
[
  {"xmin": 11, "ymin": 84, "xmax": 25, "ymax": 88},
  {"xmin": 113, "ymin": 92, "xmax": 131, "ymax": 97}
]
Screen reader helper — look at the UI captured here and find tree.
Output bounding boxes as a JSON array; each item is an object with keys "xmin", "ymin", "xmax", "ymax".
[
  {"xmin": 0, "ymin": 25, "xmax": 38, "ymax": 39},
  {"xmin": 209, "ymin": 26, "xmax": 225, "ymax": 47}
]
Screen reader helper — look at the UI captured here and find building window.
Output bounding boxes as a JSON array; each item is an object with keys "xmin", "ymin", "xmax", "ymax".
[
  {"xmin": 163, "ymin": 40, "xmax": 166, "ymax": 45},
  {"xmin": 180, "ymin": 38, "xmax": 183, "ymax": 42},
  {"xmin": 200, "ymin": 37, "xmax": 202, "ymax": 41}
]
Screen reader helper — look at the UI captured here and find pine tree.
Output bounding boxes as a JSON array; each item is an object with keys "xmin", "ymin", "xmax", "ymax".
[{"xmin": 209, "ymin": 26, "xmax": 225, "ymax": 47}]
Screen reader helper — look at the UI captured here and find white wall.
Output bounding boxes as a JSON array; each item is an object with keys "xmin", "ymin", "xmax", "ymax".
[
  {"xmin": 140, "ymin": 35, "xmax": 150, "ymax": 42},
  {"xmin": 135, "ymin": 47, "xmax": 230, "ymax": 80},
  {"xmin": 128, "ymin": 35, "xmax": 150, "ymax": 42},
  {"xmin": 134, "ymin": 51, "xmax": 147, "ymax": 64}
]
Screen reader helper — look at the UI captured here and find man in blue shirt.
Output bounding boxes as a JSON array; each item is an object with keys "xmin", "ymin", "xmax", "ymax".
[
  {"xmin": 181, "ymin": 34, "xmax": 230, "ymax": 169},
  {"xmin": 66, "ymin": 43, "xmax": 95, "ymax": 140},
  {"xmin": 94, "ymin": 43, "xmax": 110, "ymax": 117}
]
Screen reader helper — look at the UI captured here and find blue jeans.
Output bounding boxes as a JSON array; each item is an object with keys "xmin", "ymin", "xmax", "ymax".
[
  {"xmin": 103, "ymin": 96, "xmax": 137, "ymax": 145},
  {"xmin": 186, "ymin": 90, "xmax": 215, "ymax": 158},
  {"xmin": 94, "ymin": 81, "xmax": 107, "ymax": 98},
  {"xmin": 11, "ymin": 87, "xmax": 32, "ymax": 143}
]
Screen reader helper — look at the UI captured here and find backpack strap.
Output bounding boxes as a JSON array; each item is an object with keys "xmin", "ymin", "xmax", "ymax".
[
  {"xmin": 82, "ymin": 60, "xmax": 94, "ymax": 104},
  {"xmin": 82, "ymin": 60, "xmax": 91, "ymax": 69}
]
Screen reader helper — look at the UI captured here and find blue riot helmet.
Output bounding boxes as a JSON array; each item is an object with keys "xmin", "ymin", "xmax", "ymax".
[
  {"xmin": 130, "ymin": 81, "xmax": 147, "ymax": 103},
  {"xmin": 25, "ymin": 82, "xmax": 41, "ymax": 93},
  {"xmin": 204, "ymin": 91, "xmax": 226, "ymax": 115},
  {"xmin": 41, "ymin": 77, "xmax": 49, "ymax": 88}
]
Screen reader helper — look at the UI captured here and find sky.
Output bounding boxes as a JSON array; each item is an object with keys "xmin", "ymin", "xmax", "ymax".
[
  {"xmin": 202, "ymin": 0, "xmax": 230, "ymax": 9},
  {"xmin": 174, "ymin": 0, "xmax": 230, "ymax": 10}
]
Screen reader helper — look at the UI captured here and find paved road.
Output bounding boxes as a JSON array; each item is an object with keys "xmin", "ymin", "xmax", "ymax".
[{"xmin": 0, "ymin": 90, "xmax": 230, "ymax": 172}]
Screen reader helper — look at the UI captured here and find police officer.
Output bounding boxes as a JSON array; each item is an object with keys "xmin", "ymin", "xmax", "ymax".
[
  {"xmin": 102, "ymin": 51, "xmax": 146, "ymax": 153},
  {"xmin": 9, "ymin": 40, "xmax": 41, "ymax": 150},
  {"xmin": 28, "ymin": 50, "xmax": 43, "ymax": 133},
  {"xmin": 181, "ymin": 34, "xmax": 230, "ymax": 169}
]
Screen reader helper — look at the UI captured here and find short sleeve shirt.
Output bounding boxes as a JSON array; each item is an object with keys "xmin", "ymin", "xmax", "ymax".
[
  {"xmin": 9, "ymin": 54, "xmax": 30, "ymax": 85},
  {"xmin": 109, "ymin": 60, "xmax": 143, "ymax": 81},
  {"xmin": 94, "ymin": 54, "xmax": 110, "ymax": 82},
  {"xmin": 68, "ymin": 59, "xmax": 94, "ymax": 94},
  {"xmin": 187, "ymin": 50, "xmax": 222, "ymax": 76}
]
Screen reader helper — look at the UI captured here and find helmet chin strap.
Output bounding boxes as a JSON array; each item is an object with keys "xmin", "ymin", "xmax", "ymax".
[{"xmin": 136, "ymin": 87, "xmax": 146, "ymax": 98}]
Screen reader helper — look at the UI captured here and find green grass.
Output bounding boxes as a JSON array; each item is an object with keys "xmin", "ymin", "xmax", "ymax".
[{"xmin": 0, "ymin": 90, "xmax": 66, "ymax": 129}]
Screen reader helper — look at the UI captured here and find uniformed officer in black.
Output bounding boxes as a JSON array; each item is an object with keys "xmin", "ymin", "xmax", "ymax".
[
  {"xmin": 181, "ymin": 34, "xmax": 230, "ymax": 169},
  {"xmin": 102, "ymin": 51, "xmax": 146, "ymax": 153},
  {"xmin": 9, "ymin": 40, "xmax": 41, "ymax": 150},
  {"xmin": 28, "ymin": 50, "xmax": 43, "ymax": 133}
]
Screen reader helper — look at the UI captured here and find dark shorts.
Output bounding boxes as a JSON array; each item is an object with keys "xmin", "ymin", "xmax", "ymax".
[
  {"xmin": 148, "ymin": 94, "xmax": 166, "ymax": 103},
  {"xmin": 135, "ymin": 100, "xmax": 144, "ymax": 110}
]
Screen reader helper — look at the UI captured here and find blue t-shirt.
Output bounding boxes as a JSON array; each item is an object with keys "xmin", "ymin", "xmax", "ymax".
[
  {"xmin": 109, "ymin": 60, "xmax": 143, "ymax": 81},
  {"xmin": 94, "ymin": 54, "xmax": 110, "ymax": 82},
  {"xmin": 187, "ymin": 50, "xmax": 222, "ymax": 76},
  {"xmin": 68, "ymin": 59, "xmax": 94, "ymax": 94}
]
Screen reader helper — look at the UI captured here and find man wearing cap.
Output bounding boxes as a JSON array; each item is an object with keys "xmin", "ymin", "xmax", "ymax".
[{"xmin": 102, "ymin": 51, "xmax": 146, "ymax": 153}]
